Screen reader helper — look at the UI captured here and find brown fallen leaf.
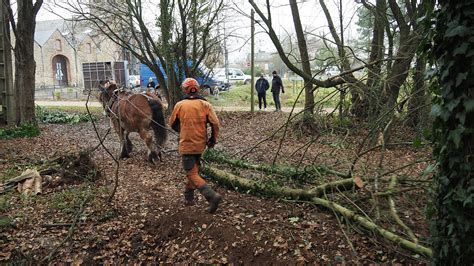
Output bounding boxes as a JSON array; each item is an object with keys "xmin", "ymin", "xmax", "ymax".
[{"xmin": 353, "ymin": 176, "xmax": 364, "ymax": 188}]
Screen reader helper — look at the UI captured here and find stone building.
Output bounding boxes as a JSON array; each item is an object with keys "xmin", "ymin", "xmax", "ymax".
[{"xmin": 33, "ymin": 19, "xmax": 129, "ymax": 88}]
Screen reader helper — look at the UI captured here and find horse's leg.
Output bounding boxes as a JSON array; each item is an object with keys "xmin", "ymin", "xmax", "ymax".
[
  {"xmin": 109, "ymin": 118, "xmax": 127, "ymax": 159},
  {"xmin": 125, "ymin": 132, "xmax": 133, "ymax": 153},
  {"xmin": 119, "ymin": 129, "xmax": 130, "ymax": 159},
  {"xmin": 138, "ymin": 129, "xmax": 158, "ymax": 163}
]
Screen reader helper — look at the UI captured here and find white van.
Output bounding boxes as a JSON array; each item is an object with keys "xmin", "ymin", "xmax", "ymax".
[{"xmin": 214, "ymin": 68, "xmax": 251, "ymax": 85}]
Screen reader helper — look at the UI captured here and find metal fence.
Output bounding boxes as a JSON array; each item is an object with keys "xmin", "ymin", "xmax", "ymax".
[{"xmin": 35, "ymin": 86, "xmax": 88, "ymax": 100}]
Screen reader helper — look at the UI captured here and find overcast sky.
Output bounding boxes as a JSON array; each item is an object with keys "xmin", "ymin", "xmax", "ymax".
[
  {"xmin": 222, "ymin": 0, "xmax": 360, "ymax": 62},
  {"xmin": 37, "ymin": 0, "xmax": 361, "ymax": 63}
]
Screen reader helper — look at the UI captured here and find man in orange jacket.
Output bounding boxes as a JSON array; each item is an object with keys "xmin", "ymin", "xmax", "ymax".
[{"xmin": 169, "ymin": 78, "xmax": 222, "ymax": 213}]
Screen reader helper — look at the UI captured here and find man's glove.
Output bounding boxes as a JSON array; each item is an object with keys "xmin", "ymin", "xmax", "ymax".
[{"xmin": 282, "ymin": 88, "xmax": 285, "ymax": 94}]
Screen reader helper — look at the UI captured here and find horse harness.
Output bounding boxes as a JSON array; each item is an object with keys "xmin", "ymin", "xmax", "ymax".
[{"xmin": 103, "ymin": 89, "xmax": 157, "ymax": 119}]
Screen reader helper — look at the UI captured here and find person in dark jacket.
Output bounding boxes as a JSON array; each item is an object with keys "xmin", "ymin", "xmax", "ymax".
[
  {"xmin": 255, "ymin": 73, "xmax": 269, "ymax": 110},
  {"xmin": 147, "ymin": 78, "xmax": 156, "ymax": 92},
  {"xmin": 271, "ymin": 70, "xmax": 284, "ymax": 111}
]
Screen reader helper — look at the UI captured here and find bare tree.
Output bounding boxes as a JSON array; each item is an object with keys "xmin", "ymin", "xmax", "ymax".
[
  {"xmin": 5, "ymin": 0, "xmax": 43, "ymax": 124},
  {"xmin": 52, "ymin": 0, "xmax": 224, "ymax": 109},
  {"xmin": 250, "ymin": 0, "xmax": 429, "ymax": 140}
]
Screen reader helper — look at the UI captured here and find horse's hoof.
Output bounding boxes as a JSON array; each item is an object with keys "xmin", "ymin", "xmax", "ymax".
[{"xmin": 148, "ymin": 151, "xmax": 158, "ymax": 163}]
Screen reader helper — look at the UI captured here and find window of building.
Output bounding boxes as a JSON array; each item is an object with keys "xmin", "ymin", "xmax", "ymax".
[
  {"xmin": 55, "ymin": 39, "xmax": 62, "ymax": 51},
  {"xmin": 86, "ymin": 43, "xmax": 92, "ymax": 54}
]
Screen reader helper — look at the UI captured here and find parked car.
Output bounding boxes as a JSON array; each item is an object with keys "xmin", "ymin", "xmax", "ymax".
[
  {"xmin": 214, "ymin": 68, "xmax": 252, "ymax": 85},
  {"xmin": 325, "ymin": 66, "xmax": 340, "ymax": 77},
  {"xmin": 128, "ymin": 75, "xmax": 141, "ymax": 88},
  {"xmin": 140, "ymin": 61, "xmax": 222, "ymax": 94}
]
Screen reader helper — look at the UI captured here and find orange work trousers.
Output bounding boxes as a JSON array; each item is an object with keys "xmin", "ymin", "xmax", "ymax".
[{"xmin": 183, "ymin": 155, "xmax": 206, "ymax": 189}]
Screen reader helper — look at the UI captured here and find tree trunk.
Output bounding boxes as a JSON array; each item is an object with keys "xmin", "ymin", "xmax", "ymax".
[
  {"xmin": 430, "ymin": 1, "xmax": 474, "ymax": 263},
  {"xmin": 382, "ymin": 36, "xmax": 417, "ymax": 115},
  {"xmin": 406, "ymin": 55, "xmax": 428, "ymax": 130},
  {"xmin": 12, "ymin": 0, "xmax": 42, "ymax": 125},
  {"xmin": 159, "ymin": 0, "xmax": 179, "ymax": 110},
  {"xmin": 351, "ymin": 0, "xmax": 386, "ymax": 118},
  {"xmin": 289, "ymin": 0, "xmax": 314, "ymax": 117},
  {"xmin": 365, "ymin": 0, "xmax": 386, "ymax": 90}
]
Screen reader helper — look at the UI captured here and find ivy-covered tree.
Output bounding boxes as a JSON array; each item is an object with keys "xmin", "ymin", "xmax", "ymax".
[{"xmin": 428, "ymin": 0, "xmax": 474, "ymax": 264}]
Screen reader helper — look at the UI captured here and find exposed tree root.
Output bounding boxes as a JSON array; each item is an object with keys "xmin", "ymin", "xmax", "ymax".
[{"xmin": 201, "ymin": 164, "xmax": 432, "ymax": 258}]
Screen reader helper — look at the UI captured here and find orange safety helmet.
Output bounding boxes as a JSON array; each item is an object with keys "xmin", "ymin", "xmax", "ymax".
[{"xmin": 181, "ymin": 78, "xmax": 200, "ymax": 94}]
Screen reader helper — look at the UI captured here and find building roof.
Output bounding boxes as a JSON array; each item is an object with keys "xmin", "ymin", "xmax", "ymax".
[{"xmin": 35, "ymin": 19, "xmax": 93, "ymax": 47}]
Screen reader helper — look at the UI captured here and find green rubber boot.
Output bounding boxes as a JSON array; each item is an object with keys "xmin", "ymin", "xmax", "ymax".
[{"xmin": 199, "ymin": 184, "xmax": 222, "ymax": 213}]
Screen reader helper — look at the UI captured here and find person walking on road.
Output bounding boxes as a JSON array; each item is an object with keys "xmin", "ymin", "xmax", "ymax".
[
  {"xmin": 169, "ymin": 78, "xmax": 223, "ymax": 213},
  {"xmin": 255, "ymin": 73, "xmax": 269, "ymax": 110},
  {"xmin": 271, "ymin": 70, "xmax": 285, "ymax": 111}
]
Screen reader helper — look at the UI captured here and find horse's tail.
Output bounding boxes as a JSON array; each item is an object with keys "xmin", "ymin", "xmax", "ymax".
[{"xmin": 148, "ymin": 99, "xmax": 167, "ymax": 150}]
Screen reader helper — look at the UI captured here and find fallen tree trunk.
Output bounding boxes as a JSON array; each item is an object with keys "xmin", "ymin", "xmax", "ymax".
[
  {"xmin": 388, "ymin": 176, "xmax": 418, "ymax": 243},
  {"xmin": 202, "ymin": 164, "xmax": 433, "ymax": 258},
  {"xmin": 201, "ymin": 165, "xmax": 354, "ymax": 200},
  {"xmin": 203, "ymin": 150, "xmax": 349, "ymax": 178},
  {"xmin": 311, "ymin": 197, "xmax": 432, "ymax": 257}
]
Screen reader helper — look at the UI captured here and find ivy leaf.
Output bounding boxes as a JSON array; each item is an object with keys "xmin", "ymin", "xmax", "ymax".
[
  {"xmin": 456, "ymin": 72, "xmax": 468, "ymax": 87},
  {"xmin": 463, "ymin": 194, "xmax": 472, "ymax": 207},
  {"xmin": 431, "ymin": 104, "xmax": 442, "ymax": 117},
  {"xmin": 446, "ymin": 97, "xmax": 461, "ymax": 111},
  {"xmin": 453, "ymin": 42, "xmax": 469, "ymax": 56},
  {"xmin": 445, "ymin": 25, "xmax": 468, "ymax": 37},
  {"xmin": 423, "ymin": 164, "xmax": 437, "ymax": 176},
  {"xmin": 425, "ymin": 68, "xmax": 437, "ymax": 79},
  {"xmin": 448, "ymin": 127, "xmax": 465, "ymax": 148},
  {"xmin": 464, "ymin": 99, "xmax": 474, "ymax": 112},
  {"xmin": 456, "ymin": 112, "xmax": 466, "ymax": 124}
]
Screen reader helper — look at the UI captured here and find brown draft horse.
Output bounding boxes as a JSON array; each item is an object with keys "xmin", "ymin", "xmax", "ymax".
[{"xmin": 98, "ymin": 82, "xmax": 167, "ymax": 163}]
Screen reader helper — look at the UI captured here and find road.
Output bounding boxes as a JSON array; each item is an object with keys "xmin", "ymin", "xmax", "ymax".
[{"xmin": 35, "ymin": 100, "xmax": 313, "ymax": 113}]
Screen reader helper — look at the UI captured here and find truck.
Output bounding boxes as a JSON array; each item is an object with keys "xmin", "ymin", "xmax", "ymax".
[{"xmin": 139, "ymin": 61, "xmax": 222, "ymax": 94}]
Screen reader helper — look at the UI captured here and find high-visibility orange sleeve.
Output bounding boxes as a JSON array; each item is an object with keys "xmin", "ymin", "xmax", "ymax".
[{"xmin": 207, "ymin": 105, "xmax": 220, "ymax": 142}]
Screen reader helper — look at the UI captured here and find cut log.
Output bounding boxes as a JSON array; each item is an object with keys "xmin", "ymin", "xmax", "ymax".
[
  {"xmin": 9, "ymin": 169, "xmax": 42, "ymax": 195},
  {"xmin": 20, "ymin": 176, "xmax": 35, "ymax": 194},
  {"xmin": 33, "ymin": 174, "xmax": 43, "ymax": 195}
]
